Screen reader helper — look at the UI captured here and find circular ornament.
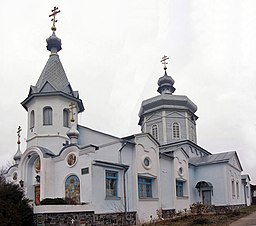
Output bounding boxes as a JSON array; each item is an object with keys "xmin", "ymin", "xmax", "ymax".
[
  {"xmin": 67, "ymin": 153, "xmax": 77, "ymax": 167},
  {"xmin": 178, "ymin": 166, "xmax": 184, "ymax": 177},
  {"xmin": 142, "ymin": 156, "xmax": 152, "ymax": 170},
  {"xmin": 13, "ymin": 172, "xmax": 17, "ymax": 181},
  {"xmin": 144, "ymin": 158, "xmax": 150, "ymax": 167}
]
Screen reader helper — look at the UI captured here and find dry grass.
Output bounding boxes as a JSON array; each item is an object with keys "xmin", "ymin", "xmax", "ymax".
[{"xmin": 140, "ymin": 205, "xmax": 256, "ymax": 226}]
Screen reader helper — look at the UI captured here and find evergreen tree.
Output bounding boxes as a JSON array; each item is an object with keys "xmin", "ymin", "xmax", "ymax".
[{"xmin": 0, "ymin": 180, "xmax": 33, "ymax": 226}]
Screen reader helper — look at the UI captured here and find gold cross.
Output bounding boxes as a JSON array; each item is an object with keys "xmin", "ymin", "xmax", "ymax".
[
  {"xmin": 49, "ymin": 7, "xmax": 60, "ymax": 31},
  {"xmin": 17, "ymin": 126, "xmax": 22, "ymax": 144},
  {"xmin": 69, "ymin": 103, "xmax": 76, "ymax": 123},
  {"xmin": 161, "ymin": 55, "xmax": 169, "ymax": 70}
]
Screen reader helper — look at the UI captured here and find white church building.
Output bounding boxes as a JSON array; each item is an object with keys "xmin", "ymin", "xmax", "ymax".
[{"xmin": 5, "ymin": 10, "xmax": 252, "ymax": 225}]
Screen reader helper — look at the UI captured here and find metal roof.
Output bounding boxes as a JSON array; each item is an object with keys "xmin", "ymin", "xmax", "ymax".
[
  {"xmin": 189, "ymin": 151, "xmax": 237, "ymax": 166},
  {"xmin": 34, "ymin": 54, "xmax": 73, "ymax": 96}
]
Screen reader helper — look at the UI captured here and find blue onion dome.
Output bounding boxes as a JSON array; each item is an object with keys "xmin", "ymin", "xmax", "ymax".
[
  {"xmin": 46, "ymin": 32, "xmax": 62, "ymax": 54},
  {"xmin": 157, "ymin": 70, "xmax": 176, "ymax": 94}
]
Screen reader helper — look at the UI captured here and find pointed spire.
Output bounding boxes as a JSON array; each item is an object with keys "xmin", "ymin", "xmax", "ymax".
[
  {"xmin": 21, "ymin": 7, "xmax": 85, "ymax": 114},
  {"xmin": 157, "ymin": 55, "xmax": 176, "ymax": 94},
  {"xmin": 33, "ymin": 7, "xmax": 72, "ymax": 95},
  {"xmin": 14, "ymin": 126, "xmax": 22, "ymax": 164}
]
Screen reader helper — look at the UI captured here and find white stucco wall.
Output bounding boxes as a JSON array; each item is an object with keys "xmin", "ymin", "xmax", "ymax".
[
  {"xmin": 26, "ymin": 96, "xmax": 78, "ymax": 154},
  {"xmin": 241, "ymin": 181, "xmax": 251, "ymax": 206},
  {"xmin": 134, "ymin": 134, "xmax": 161, "ymax": 222},
  {"xmin": 160, "ymin": 157, "xmax": 175, "ymax": 209},
  {"xmin": 190, "ymin": 163, "xmax": 243, "ymax": 206},
  {"xmin": 173, "ymin": 149, "xmax": 190, "ymax": 211},
  {"xmin": 191, "ymin": 163, "xmax": 227, "ymax": 205}
]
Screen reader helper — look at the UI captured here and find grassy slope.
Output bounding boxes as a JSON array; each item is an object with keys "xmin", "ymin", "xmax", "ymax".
[{"xmin": 141, "ymin": 205, "xmax": 256, "ymax": 226}]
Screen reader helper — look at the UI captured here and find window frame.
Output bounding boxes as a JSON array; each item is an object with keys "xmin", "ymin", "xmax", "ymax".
[
  {"xmin": 63, "ymin": 108, "xmax": 70, "ymax": 127},
  {"xmin": 176, "ymin": 180, "xmax": 184, "ymax": 197},
  {"xmin": 172, "ymin": 122, "xmax": 180, "ymax": 139},
  {"xmin": 236, "ymin": 181, "xmax": 239, "ymax": 198},
  {"xmin": 30, "ymin": 110, "xmax": 35, "ymax": 129},
  {"xmin": 231, "ymin": 180, "xmax": 235, "ymax": 198},
  {"xmin": 43, "ymin": 106, "xmax": 53, "ymax": 125},
  {"xmin": 106, "ymin": 170, "xmax": 118, "ymax": 198},
  {"xmin": 151, "ymin": 124, "xmax": 158, "ymax": 141},
  {"xmin": 138, "ymin": 176, "xmax": 153, "ymax": 198}
]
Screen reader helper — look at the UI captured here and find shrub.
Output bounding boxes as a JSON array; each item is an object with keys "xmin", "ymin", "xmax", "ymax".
[
  {"xmin": 191, "ymin": 217, "xmax": 211, "ymax": 225},
  {"xmin": 227, "ymin": 209, "xmax": 240, "ymax": 217},
  {"xmin": 190, "ymin": 203, "xmax": 209, "ymax": 214},
  {"xmin": 40, "ymin": 197, "xmax": 67, "ymax": 205}
]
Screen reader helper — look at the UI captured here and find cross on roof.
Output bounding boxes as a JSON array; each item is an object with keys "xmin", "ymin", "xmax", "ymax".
[
  {"xmin": 161, "ymin": 55, "xmax": 169, "ymax": 70},
  {"xmin": 49, "ymin": 6, "xmax": 60, "ymax": 31},
  {"xmin": 17, "ymin": 126, "xmax": 22, "ymax": 144}
]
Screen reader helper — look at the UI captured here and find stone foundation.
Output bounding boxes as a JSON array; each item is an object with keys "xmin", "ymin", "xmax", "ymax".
[
  {"xmin": 161, "ymin": 209, "xmax": 175, "ymax": 219},
  {"xmin": 34, "ymin": 211, "xmax": 136, "ymax": 226},
  {"xmin": 213, "ymin": 204, "xmax": 245, "ymax": 213}
]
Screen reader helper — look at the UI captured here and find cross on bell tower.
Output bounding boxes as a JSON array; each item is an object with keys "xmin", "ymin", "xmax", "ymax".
[
  {"xmin": 49, "ymin": 6, "xmax": 61, "ymax": 31},
  {"xmin": 17, "ymin": 126, "xmax": 22, "ymax": 144},
  {"xmin": 69, "ymin": 103, "xmax": 76, "ymax": 123},
  {"xmin": 160, "ymin": 55, "xmax": 169, "ymax": 71}
]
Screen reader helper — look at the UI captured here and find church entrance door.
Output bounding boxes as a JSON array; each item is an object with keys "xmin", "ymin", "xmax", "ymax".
[{"xmin": 202, "ymin": 190, "xmax": 211, "ymax": 205}]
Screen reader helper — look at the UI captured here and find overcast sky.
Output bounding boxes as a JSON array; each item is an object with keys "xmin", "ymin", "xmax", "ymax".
[{"xmin": 1, "ymin": 0, "xmax": 256, "ymax": 183}]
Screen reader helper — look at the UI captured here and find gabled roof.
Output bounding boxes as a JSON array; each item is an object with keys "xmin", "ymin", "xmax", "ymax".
[
  {"xmin": 122, "ymin": 132, "xmax": 160, "ymax": 146},
  {"xmin": 189, "ymin": 151, "xmax": 243, "ymax": 171},
  {"xmin": 159, "ymin": 139, "xmax": 212, "ymax": 156},
  {"xmin": 241, "ymin": 174, "xmax": 251, "ymax": 181}
]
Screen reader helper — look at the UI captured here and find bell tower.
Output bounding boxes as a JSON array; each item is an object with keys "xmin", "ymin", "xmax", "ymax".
[{"xmin": 21, "ymin": 7, "xmax": 84, "ymax": 154}]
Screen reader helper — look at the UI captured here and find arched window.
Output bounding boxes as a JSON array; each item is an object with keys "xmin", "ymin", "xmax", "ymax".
[
  {"xmin": 30, "ymin": 110, "xmax": 35, "ymax": 129},
  {"xmin": 151, "ymin": 124, "xmax": 158, "ymax": 140},
  {"xmin": 63, "ymin": 109, "xmax": 70, "ymax": 127},
  {"xmin": 65, "ymin": 175, "xmax": 80, "ymax": 204},
  {"xmin": 173, "ymin": 122, "xmax": 180, "ymax": 139},
  {"xmin": 43, "ymin": 107, "xmax": 52, "ymax": 125},
  {"xmin": 236, "ymin": 181, "xmax": 239, "ymax": 198},
  {"xmin": 231, "ymin": 180, "xmax": 235, "ymax": 197}
]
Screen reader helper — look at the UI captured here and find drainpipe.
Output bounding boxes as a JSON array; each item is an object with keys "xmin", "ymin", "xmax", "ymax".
[
  {"xmin": 118, "ymin": 142, "xmax": 128, "ymax": 225},
  {"xmin": 123, "ymin": 166, "xmax": 129, "ymax": 226},
  {"xmin": 118, "ymin": 143, "xmax": 127, "ymax": 164}
]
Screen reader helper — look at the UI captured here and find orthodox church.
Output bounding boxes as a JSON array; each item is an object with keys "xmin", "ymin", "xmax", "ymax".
[{"xmin": 5, "ymin": 8, "xmax": 252, "ymax": 225}]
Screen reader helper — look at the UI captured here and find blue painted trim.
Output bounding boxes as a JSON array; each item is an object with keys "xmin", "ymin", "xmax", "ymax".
[
  {"xmin": 138, "ymin": 177, "xmax": 152, "ymax": 198},
  {"xmin": 106, "ymin": 170, "xmax": 118, "ymax": 198}
]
